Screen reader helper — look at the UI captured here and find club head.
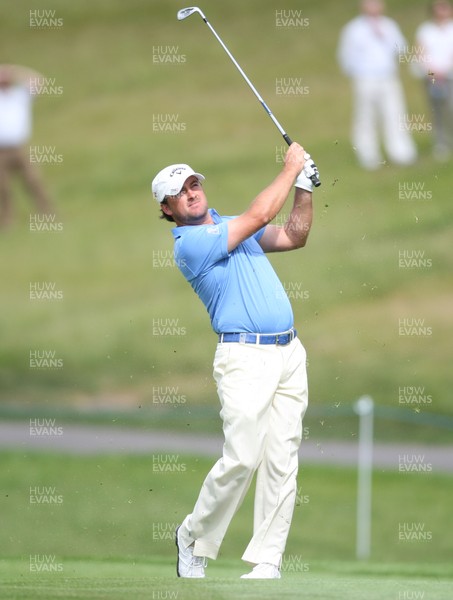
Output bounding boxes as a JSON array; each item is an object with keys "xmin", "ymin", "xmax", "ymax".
[{"xmin": 177, "ymin": 6, "xmax": 204, "ymax": 21}]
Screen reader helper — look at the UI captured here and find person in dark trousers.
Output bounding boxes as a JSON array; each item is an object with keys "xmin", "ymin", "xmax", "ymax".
[
  {"xmin": 0, "ymin": 64, "xmax": 53, "ymax": 228},
  {"xmin": 415, "ymin": 0, "xmax": 453, "ymax": 160}
]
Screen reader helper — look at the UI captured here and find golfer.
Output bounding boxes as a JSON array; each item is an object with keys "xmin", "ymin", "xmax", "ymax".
[{"xmin": 152, "ymin": 143, "xmax": 313, "ymax": 579}]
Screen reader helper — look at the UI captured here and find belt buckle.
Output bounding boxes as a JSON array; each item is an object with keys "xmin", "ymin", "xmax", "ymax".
[{"xmin": 278, "ymin": 330, "xmax": 293, "ymax": 346}]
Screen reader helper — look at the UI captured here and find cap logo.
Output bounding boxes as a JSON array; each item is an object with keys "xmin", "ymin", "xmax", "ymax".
[{"xmin": 170, "ymin": 167, "xmax": 186, "ymax": 177}]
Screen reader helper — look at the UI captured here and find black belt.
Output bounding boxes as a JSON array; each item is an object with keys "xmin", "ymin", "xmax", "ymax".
[{"xmin": 218, "ymin": 328, "xmax": 297, "ymax": 346}]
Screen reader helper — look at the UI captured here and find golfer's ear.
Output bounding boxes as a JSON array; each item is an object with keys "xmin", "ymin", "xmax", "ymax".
[{"xmin": 161, "ymin": 201, "xmax": 173, "ymax": 217}]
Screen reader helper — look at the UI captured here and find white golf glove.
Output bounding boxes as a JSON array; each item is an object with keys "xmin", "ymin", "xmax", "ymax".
[{"xmin": 295, "ymin": 153, "xmax": 319, "ymax": 192}]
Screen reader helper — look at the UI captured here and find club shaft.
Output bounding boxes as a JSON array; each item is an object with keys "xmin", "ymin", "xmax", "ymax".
[
  {"xmin": 201, "ymin": 16, "xmax": 292, "ymax": 146},
  {"xmin": 184, "ymin": 8, "xmax": 320, "ymax": 186}
]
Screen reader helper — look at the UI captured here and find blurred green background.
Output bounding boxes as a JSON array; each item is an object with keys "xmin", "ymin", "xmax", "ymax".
[
  {"xmin": 1, "ymin": 0, "xmax": 452, "ymax": 431},
  {"xmin": 0, "ymin": 0, "xmax": 452, "ymax": 575}
]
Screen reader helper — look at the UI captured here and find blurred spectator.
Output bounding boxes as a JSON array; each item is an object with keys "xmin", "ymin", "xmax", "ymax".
[
  {"xmin": 0, "ymin": 64, "xmax": 53, "ymax": 229},
  {"xmin": 337, "ymin": 0, "xmax": 417, "ymax": 170},
  {"xmin": 415, "ymin": 0, "xmax": 453, "ymax": 161}
]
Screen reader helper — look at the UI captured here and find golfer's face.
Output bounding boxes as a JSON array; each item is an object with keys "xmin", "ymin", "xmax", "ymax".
[{"xmin": 164, "ymin": 176, "xmax": 209, "ymax": 225}]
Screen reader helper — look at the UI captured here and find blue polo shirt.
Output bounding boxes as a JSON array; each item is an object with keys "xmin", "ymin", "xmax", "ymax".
[{"xmin": 171, "ymin": 209, "xmax": 294, "ymax": 334}]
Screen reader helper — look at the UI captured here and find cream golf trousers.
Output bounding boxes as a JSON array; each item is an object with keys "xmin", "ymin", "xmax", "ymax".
[{"xmin": 181, "ymin": 336, "xmax": 308, "ymax": 566}]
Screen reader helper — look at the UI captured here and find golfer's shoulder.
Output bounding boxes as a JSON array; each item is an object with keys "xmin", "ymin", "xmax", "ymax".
[{"xmin": 172, "ymin": 221, "xmax": 225, "ymax": 245}]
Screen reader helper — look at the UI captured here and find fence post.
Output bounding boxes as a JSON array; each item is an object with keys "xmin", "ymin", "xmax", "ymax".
[{"xmin": 354, "ymin": 395, "xmax": 374, "ymax": 560}]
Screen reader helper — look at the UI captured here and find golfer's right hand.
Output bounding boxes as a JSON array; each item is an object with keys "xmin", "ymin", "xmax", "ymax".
[{"xmin": 284, "ymin": 142, "xmax": 306, "ymax": 175}]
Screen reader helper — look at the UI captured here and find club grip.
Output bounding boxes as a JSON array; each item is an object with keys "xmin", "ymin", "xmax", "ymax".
[
  {"xmin": 310, "ymin": 173, "xmax": 321, "ymax": 187},
  {"xmin": 283, "ymin": 133, "xmax": 293, "ymax": 146},
  {"xmin": 284, "ymin": 133, "xmax": 321, "ymax": 187}
]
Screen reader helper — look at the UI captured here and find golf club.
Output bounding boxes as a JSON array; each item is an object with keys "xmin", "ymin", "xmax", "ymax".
[{"xmin": 177, "ymin": 6, "xmax": 321, "ymax": 187}]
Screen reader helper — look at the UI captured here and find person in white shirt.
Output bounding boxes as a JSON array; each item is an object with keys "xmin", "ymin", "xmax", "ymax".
[
  {"xmin": 415, "ymin": 0, "xmax": 453, "ymax": 160},
  {"xmin": 337, "ymin": 0, "xmax": 417, "ymax": 170},
  {"xmin": 0, "ymin": 64, "xmax": 53, "ymax": 228}
]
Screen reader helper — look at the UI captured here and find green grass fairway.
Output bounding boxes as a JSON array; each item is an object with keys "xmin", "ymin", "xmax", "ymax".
[
  {"xmin": 2, "ymin": 453, "xmax": 452, "ymax": 565},
  {"xmin": 0, "ymin": 558, "xmax": 452, "ymax": 600}
]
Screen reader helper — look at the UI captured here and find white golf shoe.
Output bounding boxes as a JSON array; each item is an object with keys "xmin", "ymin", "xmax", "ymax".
[
  {"xmin": 241, "ymin": 563, "xmax": 281, "ymax": 579},
  {"xmin": 175, "ymin": 525, "xmax": 207, "ymax": 578}
]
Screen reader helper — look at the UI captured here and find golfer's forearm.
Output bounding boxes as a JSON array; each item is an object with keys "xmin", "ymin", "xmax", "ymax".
[
  {"xmin": 284, "ymin": 188, "xmax": 313, "ymax": 248},
  {"xmin": 247, "ymin": 168, "xmax": 297, "ymax": 226}
]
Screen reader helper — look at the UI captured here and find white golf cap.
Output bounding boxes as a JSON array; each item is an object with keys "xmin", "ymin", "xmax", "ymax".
[{"xmin": 151, "ymin": 164, "xmax": 205, "ymax": 203}]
